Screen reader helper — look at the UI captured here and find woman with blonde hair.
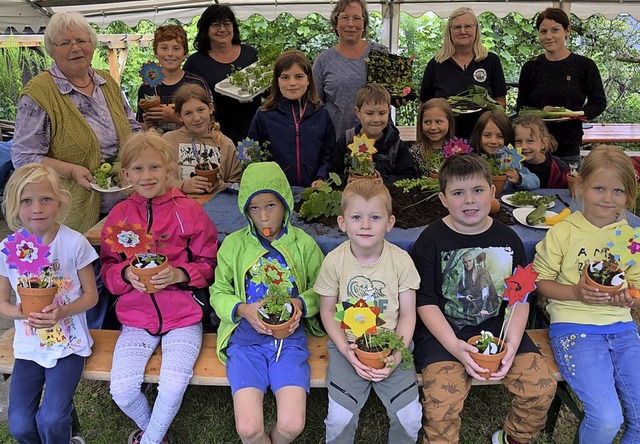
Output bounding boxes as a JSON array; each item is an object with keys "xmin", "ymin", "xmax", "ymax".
[{"xmin": 419, "ymin": 7, "xmax": 507, "ymax": 139}]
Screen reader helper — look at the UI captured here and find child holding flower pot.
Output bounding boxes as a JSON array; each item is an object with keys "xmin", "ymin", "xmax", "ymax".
[
  {"xmin": 411, "ymin": 154, "xmax": 556, "ymax": 444},
  {"xmin": 163, "ymin": 84, "xmax": 242, "ymax": 195},
  {"xmin": 210, "ymin": 161, "xmax": 324, "ymax": 444},
  {"xmin": 0, "ymin": 163, "xmax": 99, "ymax": 444},
  {"xmin": 315, "ymin": 179, "xmax": 422, "ymax": 444},
  {"xmin": 100, "ymin": 132, "xmax": 218, "ymax": 444},
  {"xmin": 534, "ymin": 146, "xmax": 640, "ymax": 443}
]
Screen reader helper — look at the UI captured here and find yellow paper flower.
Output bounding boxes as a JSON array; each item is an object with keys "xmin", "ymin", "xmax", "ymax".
[
  {"xmin": 343, "ymin": 307, "xmax": 379, "ymax": 338},
  {"xmin": 348, "ymin": 133, "xmax": 378, "ymax": 157}
]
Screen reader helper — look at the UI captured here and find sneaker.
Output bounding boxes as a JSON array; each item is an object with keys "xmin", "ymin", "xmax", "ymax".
[
  {"xmin": 70, "ymin": 437, "xmax": 86, "ymax": 444},
  {"xmin": 492, "ymin": 430, "xmax": 508, "ymax": 444},
  {"xmin": 128, "ymin": 429, "xmax": 144, "ymax": 444}
]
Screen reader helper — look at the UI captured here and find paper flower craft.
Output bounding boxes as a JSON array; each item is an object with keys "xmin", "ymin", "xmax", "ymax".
[
  {"xmin": 502, "ymin": 264, "xmax": 539, "ymax": 306},
  {"xmin": 443, "ymin": 137, "xmax": 473, "ymax": 158},
  {"xmin": 139, "ymin": 61, "xmax": 165, "ymax": 88},
  {"xmin": 334, "ymin": 297, "xmax": 385, "ymax": 338},
  {"xmin": 496, "ymin": 144, "xmax": 524, "ymax": 170},
  {"xmin": 104, "ymin": 221, "xmax": 153, "ymax": 258},
  {"xmin": 608, "ymin": 225, "xmax": 640, "ymax": 267},
  {"xmin": 1, "ymin": 229, "xmax": 53, "ymax": 287},
  {"xmin": 348, "ymin": 133, "xmax": 378, "ymax": 157},
  {"xmin": 236, "ymin": 138, "xmax": 271, "ymax": 169}
]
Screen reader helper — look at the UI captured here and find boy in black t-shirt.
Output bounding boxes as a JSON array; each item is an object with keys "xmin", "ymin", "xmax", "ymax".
[{"xmin": 411, "ymin": 154, "xmax": 556, "ymax": 444}]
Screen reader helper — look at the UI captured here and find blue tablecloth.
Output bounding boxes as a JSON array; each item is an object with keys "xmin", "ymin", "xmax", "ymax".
[{"xmin": 203, "ymin": 188, "xmax": 640, "ymax": 263}]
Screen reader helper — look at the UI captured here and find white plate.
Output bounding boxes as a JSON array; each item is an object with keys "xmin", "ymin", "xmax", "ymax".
[
  {"xmin": 91, "ymin": 183, "xmax": 131, "ymax": 193},
  {"xmin": 512, "ymin": 207, "xmax": 557, "ymax": 229},
  {"xmin": 455, "ymin": 108, "xmax": 482, "ymax": 114},
  {"xmin": 214, "ymin": 62, "xmax": 268, "ymax": 103},
  {"xmin": 542, "ymin": 117, "xmax": 571, "ymax": 122},
  {"xmin": 501, "ymin": 194, "xmax": 555, "ymax": 209}
]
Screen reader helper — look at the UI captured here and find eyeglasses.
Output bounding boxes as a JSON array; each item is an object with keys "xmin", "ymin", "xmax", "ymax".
[
  {"xmin": 338, "ymin": 15, "xmax": 363, "ymax": 23},
  {"xmin": 450, "ymin": 24, "xmax": 477, "ymax": 33},
  {"xmin": 210, "ymin": 21, "xmax": 233, "ymax": 30},
  {"xmin": 52, "ymin": 39, "xmax": 91, "ymax": 50}
]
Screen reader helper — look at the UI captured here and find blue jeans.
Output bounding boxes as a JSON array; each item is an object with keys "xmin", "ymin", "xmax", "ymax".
[
  {"xmin": 8, "ymin": 354, "xmax": 85, "ymax": 444},
  {"xmin": 551, "ymin": 329, "xmax": 640, "ymax": 443}
]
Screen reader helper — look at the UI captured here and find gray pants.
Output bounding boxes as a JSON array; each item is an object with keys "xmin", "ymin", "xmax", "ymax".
[
  {"xmin": 325, "ymin": 340, "xmax": 422, "ymax": 444},
  {"xmin": 110, "ymin": 324, "xmax": 202, "ymax": 444}
]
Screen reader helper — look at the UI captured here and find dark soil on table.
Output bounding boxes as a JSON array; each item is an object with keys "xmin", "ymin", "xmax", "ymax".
[{"xmin": 294, "ymin": 184, "xmax": 514, "ymax": 229}]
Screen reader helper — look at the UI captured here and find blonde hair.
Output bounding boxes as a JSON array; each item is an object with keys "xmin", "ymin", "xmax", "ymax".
[
  {"xmin": 173, "ymin": 84, "xmax": 226, "ymax": 148},
  {"xmin": 44, "ymin": 12, "xmax": 98, "ymax": 56},
  {"xmin": 340, "ymin": 180, "xmax": 392, "ymax": 216},
  {"xmin": 356, "ymin": 83, "xmax": 390, "ymax": 109},
  {"xmin": 2, "ymin": 163, "xmax": 72, "ymax": 231},
  {"xmin": 119, "ymin": 132, "xmax": 177, "ymax": 181},
  {"xmin": 576, "ymin": 145, "xmax": 637, "ymax": 213},
  {"xmin": 416, "ymin": 98, "xmax": 456, "ymax": 154},
  {"xmin": 513, "ymin": 114, "xmax": 558, "ymax": 154},
  {"xmin": 435, "ymin": 7, "xmax": 488, "ymax": 64}
]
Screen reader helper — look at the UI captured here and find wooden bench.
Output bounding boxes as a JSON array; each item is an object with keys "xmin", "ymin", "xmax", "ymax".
[{"xmin": 0, "ymin": 328, "xmax": 580, "ymax": 441}]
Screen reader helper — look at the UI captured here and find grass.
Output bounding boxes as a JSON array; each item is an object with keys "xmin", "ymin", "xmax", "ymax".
[{"xmin": 0, "ymin": 379, "xmax": 581, "ymax": 443}]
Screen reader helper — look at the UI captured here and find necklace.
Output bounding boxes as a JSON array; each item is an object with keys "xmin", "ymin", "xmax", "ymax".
[
  {"xmin": 46, "ymin": 69, "xmax": 95, "ymax": 89},
  {"xmin": 452, "ymin": 54, "xmax": 473, "ymax": 69}
]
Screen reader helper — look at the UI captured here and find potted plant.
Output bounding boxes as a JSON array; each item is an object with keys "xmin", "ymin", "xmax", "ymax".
[
  {"xmin": 104, "ymin": 221, "xmax": 169, "ymax": 293},
  {"xmin": 567, "ymin": 163, "xmax": 579, "ymax": 197},
  {"xmin": 485, "ymin": 145, "xmax": 524, "ymax": 195},
  {"xmin": 236, "ymin": 137, "xmax": 272, "ymax": 170},
  {"xmin": 346, "ymin": 133, "xmax": 382, "ymax": 183},
  {"xmin": 252, "ymin": 258, "xmax": 298, "ymax": 340},
  {"xmin": 138, "ymin": 61, "xmax": 165, "ymax": 113},
  {"xmin": 467, "ymin": 330, "xmax": 507, "ymax": 378},
  {"xmin": 583, "ymin": 258, "xmax": 625, "ymax": 293},
  {"xmin": 1, "ymin": 229, "xmax": 58, "ymax": 316},
  {"xmin": 423, "ymin": 137, "xmax": 473, "ymax": 178},
  {"xmin": 365, "ymin": 49, "xmax": 417, "ymax": 101},
  {"xmin": 334, "ymin": 297, "xmax": 413, "ymax": 370},
  {"xmin": 298, "ymin": 172, "xmax": 343, "ymax": 222},
  {"xmin": 192, "ymin": 146, "xmax": 220, "ymax": 186}
]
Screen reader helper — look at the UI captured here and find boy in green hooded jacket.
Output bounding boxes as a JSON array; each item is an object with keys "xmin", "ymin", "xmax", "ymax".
[{"xmin": 211, "ymin": 161, "xmax": 324, "ymax": 444}]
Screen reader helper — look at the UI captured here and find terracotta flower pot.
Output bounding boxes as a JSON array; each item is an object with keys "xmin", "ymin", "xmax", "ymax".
[
  {"xmin": 467, "ymin": 335, "xmax": 507, "ymax": 378},
  {"xmin": 129, "ymin": 254, "xmax": 169, "ymax": 292},
  {"xmin": 428, "ymin": 171, "xmax": 439, "ymax": 180},
  {"xmin": 583, "ymin": 261, "xmax": 625, "ymax": 293},
  {"xmin": 567, "ymin": 175, "xmax": 577, "ymax": 197},
  {"xmin": 138, "ymin": 96, "xmax": 161, "ymax": 113},
  {"xmin": 489, "ymin": 198, "xmax": 500, "ymax": 214},
  {"xmin": 195, "ymin": 163, "xmax": 220, "ymax": 186},
  {"xmin": 17, "ymin": 284, "xmax": 58, "ymax": 316},
  {"xmin": 347, "ymin": 170, "xmax": 383, "ymax": 185},
  {"xmin": 492, "ymin": 175, "xmax": 508, "ymax": 196},
  {"xmin": 260, "ymin": 305, "xmax": 299, "ymax": 340},
  {"xmin": 354, "ymin": 346, "xmax": 392, "ymax": 369}
]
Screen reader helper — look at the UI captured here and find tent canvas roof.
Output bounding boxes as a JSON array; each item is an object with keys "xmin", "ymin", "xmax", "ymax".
[{"xmin": 3, "ymin": 0, "xmax": 640, "ymax": 32}]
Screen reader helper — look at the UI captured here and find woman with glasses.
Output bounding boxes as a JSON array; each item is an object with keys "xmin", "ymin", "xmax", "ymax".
[
  {"xmin": 11, "ymin": 11, "xmax": 140, "ymax": 235},
  {"xmin": 313, "ymin": 0, "xmax": 387, "ymax": 139},
  {"xmin": 184, "ymin": 5, "xmax": 260, "ymax": 144},
  {"xmin": 516, "ymin": 8, "xmax": 606, "ymax": 165},
  {"xmin": 419, "ymin": 7, "xmax": 507, "ymax": 140}
]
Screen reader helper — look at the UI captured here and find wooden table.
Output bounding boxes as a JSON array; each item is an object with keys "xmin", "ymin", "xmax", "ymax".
[
  {"xmin": 398, "ymin": 123, "xmax": 640, "ymax": 145},
  {"xmin": 84, "ymin": 191, "xmax": 214, "ymax": 245}
]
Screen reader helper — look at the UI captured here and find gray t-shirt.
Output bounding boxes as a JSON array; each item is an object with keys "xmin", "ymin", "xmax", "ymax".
[{"xmin": 313, "ymin": 42, "xmax": 387, "ymax": 139}]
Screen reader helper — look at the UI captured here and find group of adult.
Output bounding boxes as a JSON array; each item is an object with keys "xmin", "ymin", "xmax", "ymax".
[{"xmin": 10, "ymin": 0, "xmax": 605, "ymax": 237}]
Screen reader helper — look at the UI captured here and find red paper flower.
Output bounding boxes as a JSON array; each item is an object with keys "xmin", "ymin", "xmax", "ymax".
[
  {"xmin": 502, "ymin": 264, "xmax": 538, "ymax": 306},
  {"xmin": 104, "ymin": 221, "xmax": 153, "ymax": 257}
]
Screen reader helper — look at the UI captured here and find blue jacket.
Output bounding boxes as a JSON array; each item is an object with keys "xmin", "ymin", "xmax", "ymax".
[{"xmin": 248, "ymin": 97, "xmax": 335, "ymax": 187}]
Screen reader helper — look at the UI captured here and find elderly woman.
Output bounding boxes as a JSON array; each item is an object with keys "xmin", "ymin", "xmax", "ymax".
[
  {"xmin": 419, "ymin": 7, "xmax": 507, "ymax": 140},
  {"xmin": 517, "ymin": 8, "xmax": 606, "ymax": 165},
  {"xmin": 313, "ymin": 0, "xmax": 386, "ymax": 139},
  {"xmin": 11, "ymin": 12, "xmax": 140, "ymax": 235},
  {"xmin": 183, "ymin": 5, "xmax": 260, "ymax": 144}
]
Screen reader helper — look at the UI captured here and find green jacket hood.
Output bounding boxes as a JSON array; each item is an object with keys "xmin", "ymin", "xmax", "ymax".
[{"xmin": 238, "ymin": 161, "xmax": 294, "ymax": 232}]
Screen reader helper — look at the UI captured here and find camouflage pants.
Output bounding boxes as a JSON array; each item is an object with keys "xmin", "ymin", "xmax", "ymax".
[{"xmin": 420, "ymin": 352, "xmax": 557, "ymax": 444}]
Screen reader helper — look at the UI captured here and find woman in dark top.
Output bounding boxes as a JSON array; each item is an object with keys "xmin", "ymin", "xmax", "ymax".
[
  {"xmin": 517, "ymin": 8, "xmax": 606, "ymax": 165},
  {"xmin": 419, "ymin": 7, "xmax": 507, "ymax": 140},
  {"xmin": 183, "ymin": 5, "xmax": 260, "ymax": 144}
]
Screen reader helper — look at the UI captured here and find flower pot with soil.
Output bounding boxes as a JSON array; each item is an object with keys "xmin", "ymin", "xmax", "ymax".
[
  {"xmin": 258, "ymin": 290, "xmax": 298, "ymax": 340},
  {"xmin": 194, "ymin": 162, "xmax": 220, "ymax": 186},
  {"xmin": 583, "ymin": 260, "xmax": 625, "ymax": 293},
  {"xmin": 138, "ymin": 95, "xmax": 161, "ymax": 113},
  {"xmin": 347, "ymin": 170, "xmax": 383, "ymax": 185},
  {"xmin": 17, "ymin": 284, "xmax": 58, "ymax": 315},
  {"xmin": 354, "ymin": 329, "xmax": 413, "ymax": 370},
  {"xmin": 130, "ymin": 253, "xmax": 169, "ymax": 292},
  {"xmin": 468, "ymin": 331, "xmax": 507, "ymax": 378},
  {"xmin": 492, "ymin": 175, "xmax": 508, "ymax": 196}
]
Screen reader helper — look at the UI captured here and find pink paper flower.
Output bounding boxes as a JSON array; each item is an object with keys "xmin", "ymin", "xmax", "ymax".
[{"xmin": 1, "ymin": 229, "xmax": 51, "ymax": 277}]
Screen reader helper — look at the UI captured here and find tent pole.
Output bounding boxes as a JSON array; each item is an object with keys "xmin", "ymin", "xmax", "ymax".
[{"xmin": 381, "ymin": 0, "xmax": 399, "ymax": 53}]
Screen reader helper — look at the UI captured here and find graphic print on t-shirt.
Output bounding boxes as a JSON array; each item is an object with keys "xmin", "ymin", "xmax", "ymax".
[{"xmin": 441, "ymin": 246, "xmax": 514, "ymax": 331}]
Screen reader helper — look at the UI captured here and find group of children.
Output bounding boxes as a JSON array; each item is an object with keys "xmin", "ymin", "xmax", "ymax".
[{"xmin": 0, "ymin": 21, "xmax": 638, "ymax": 444}]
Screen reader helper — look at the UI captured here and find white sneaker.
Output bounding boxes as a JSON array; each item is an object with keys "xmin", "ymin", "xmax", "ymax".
[{"xmin": 71, "ymin": 437, "xmax": 86, "ymax": 444}]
